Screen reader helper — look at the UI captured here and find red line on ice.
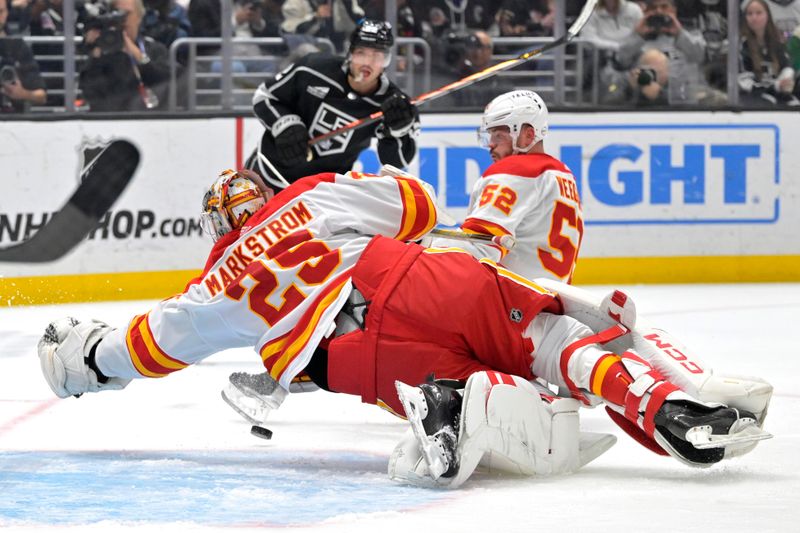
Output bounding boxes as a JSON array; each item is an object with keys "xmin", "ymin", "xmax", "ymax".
[{"xmin": 0, "ymin": 398, "xmax": 59, "ymax": 437}]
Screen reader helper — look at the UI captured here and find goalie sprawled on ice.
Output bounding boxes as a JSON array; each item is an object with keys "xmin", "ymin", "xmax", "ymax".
[{"xmin": 37, "ymin": 166, "xmax": 772, "ymax": 488}]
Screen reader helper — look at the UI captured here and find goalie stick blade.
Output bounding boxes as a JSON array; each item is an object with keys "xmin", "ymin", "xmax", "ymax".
[
  {"xmin": 0, "ymin": 140, "xmax": 139, "ymax": 263},
  {"xmin": 395, "ymin": 381, "xmax": 448, "ymax": 480}
]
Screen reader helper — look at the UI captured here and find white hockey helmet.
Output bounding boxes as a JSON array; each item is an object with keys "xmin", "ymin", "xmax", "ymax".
[
  {"xmin": 201, "ymin": 169, "xmax": 271, "ymax": 241},
  {"xmin": 478, "ymin": 90, "xmax": 549, "ymax": 153}
]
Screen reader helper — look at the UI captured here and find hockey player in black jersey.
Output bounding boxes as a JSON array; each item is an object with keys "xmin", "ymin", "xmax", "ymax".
[{"xmin": 246, "ymin": 19, "xmax": 420, "ymax": 189}]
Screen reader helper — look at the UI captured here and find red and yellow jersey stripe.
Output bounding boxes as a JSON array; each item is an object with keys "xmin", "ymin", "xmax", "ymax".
[
  {"xmin": 461, "ymin": 217, "xmax": 511, "ymax": 239},
  {"xmin": 126, "ymin": 312, "xmax": 189, "ymax": 378},
  {"xmin": 260, "ymin": 270, "xmax": 352, "ymax": 383},
  {"xmin": 479, "ymin": 258, "xmax": 553, "ymax": 296},
  {"xmin": 461, "ymin": 217, "xmax": 512, "ymax": 257},
  {"xmin": 394, "ymin": 176, "xmax": 437, "ymax": 241}
]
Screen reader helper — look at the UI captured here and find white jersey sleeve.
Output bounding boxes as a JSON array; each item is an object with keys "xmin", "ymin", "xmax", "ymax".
[
  {"xmin": 431, "ymin": 153, "xmax": 583, "ymax": 283},
  {"xmin": 95, "ymin": 171, "xmax": 438, "ymax": 389}
]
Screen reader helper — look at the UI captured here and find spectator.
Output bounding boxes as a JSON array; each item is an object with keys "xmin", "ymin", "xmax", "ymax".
[
  {"xmin": 628, "ymin": 47, "xmax": 670, "ymax": 105},
  {"xmin": 739, "ymin": 0, "xmax": 798, "ymax": 105},
  {"xmin": 439, "ymin": 30, "xmax": 514, "ymax": 108},
  {"xmin": 583, "ymin": 0, "xmax": 644, "ymax": 51},
  {"xmin": 789, "ymin": 23, "xmax": 800, "ymax": 68},
  {"xmin": 397, "ymin": 0, "xmax": 422, "ymax": 38},
  {"xmin": 79, "ymin": 0, "xmax": 170, "ymax": 112},
  {"xmin": 616, "ymin": 0, "xmax": 708, "ymax": 104},
  {"xmin": 5, "ymin": 0, "xmax": 32, "ymax": 34},
  {"xmin": 581, "ymin": 0, "xmax": 643, "ymax": 104},
  {"xmin": 411, "ymin": 0, "xmax": 497, "ymax": 33},
  {"xmin": 281, "ymin": 0, "xmax": 363, "ymax": 52},
  {"xmin": 741, "ymin": 0, "xmax": 800, "ymax": 39},
  {"xmin": 188, "ymin": 0, "xmax": 279, "ymax": 57},
  {"xmin": 141, "ymin": 0, "xmax": 191, "ymax": 50},
  {"xmin": 420, "ymin": 5, "xmax": 451, "ymax": 40},
  {"xmin": 0, "ymin": 0, "xmax": 47, "ymax": 112},
  {"xmin": 28, "ymin": 0, "xmax": 90, "ymax": 108},
  {"xmin": 493, "ymin": 0, "xmax": 554, "ymax": 38},
  {"xmin": 686, "ymin": 0, "xmax": 728, "ymax": 93}
]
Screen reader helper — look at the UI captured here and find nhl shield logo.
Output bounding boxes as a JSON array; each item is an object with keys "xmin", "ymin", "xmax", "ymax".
[
  {"xmin": 509, "ymin": 308, "xmax": 524, "ymax": 323},
  {"xmin": 76, "ymin": 136, "xmax": 111, "ymax": 183}
]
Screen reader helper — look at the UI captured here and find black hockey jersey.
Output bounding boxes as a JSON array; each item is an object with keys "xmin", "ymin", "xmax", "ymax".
[{"xmin": 249, "ymin": 53, "xmax": 420, "ymax": 188}]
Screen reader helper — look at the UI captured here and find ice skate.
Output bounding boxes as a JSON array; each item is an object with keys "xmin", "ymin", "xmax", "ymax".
[
  {"xmin": 221, "ymin": 371, "xmax": 287, "ymax": 425},
  {"xmin": 653, "ymin": 400, "xmax": 772, "ymax": 467},
  {"xmin": 395, "ymin": 380, "xmax": 463, "ymax": 480}
]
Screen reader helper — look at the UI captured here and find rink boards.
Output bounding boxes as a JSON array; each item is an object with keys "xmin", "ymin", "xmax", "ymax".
[{"xmin": 1, "ymin": 112, "xmax": 799, "ymax": 304}]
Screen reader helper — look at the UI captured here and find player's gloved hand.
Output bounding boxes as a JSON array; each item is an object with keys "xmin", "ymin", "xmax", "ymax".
[
  {"xmin": 271, "ymin": 115, "xmax": 309, "ymax": 167},
  {"xmin": 381, "ymin": 93, "xmax": 417, "ymax": 137}
]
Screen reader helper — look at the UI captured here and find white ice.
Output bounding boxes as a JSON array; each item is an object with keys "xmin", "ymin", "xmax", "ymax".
[{"xmin": 1, "ymin": 283, "xmax": 798, "ymax": 533}]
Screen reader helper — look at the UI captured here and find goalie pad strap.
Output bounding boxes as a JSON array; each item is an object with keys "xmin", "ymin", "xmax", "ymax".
[
  {"xmin": 559, "ymin": 324, "xmax": 629, "ymax": 404},
  {"xmin": 486, "ymin": 371, "xmax": 516, "ymax": 386},
  {"xmin": 643, "ymin": 381, "xmax": 680, "ymax": 437}
]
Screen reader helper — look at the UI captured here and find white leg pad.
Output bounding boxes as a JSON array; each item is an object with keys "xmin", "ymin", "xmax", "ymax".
[
  {"xmin": 389, "ymin": 371, "xmax": 616, "ymax": 488},
  {"xmin": 533, "ymin": 278, "xmax": 774, "ymax": 432},
  {"xmin": 38, "ymin": 317, "xmax": 131, "ymax": 398}
]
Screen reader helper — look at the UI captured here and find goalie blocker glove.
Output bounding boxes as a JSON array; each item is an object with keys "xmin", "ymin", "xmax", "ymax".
[
  {"xmin": 271, "ymin": 115, "xmax": 309, "ymax": 167},
  {"xmin": 380, "ymin": 93, "xmax": 418, "ymax": 137}
]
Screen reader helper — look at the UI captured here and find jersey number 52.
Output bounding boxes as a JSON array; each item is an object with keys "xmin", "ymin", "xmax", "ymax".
[{"xmin": 538, "ymin": 201, "xmax": 584, "ymax": 281}]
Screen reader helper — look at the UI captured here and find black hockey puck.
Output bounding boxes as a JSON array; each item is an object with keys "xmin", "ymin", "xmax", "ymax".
[{"xmin": 250, "ymin": 425, "xmax": 273, "ymax": 440}]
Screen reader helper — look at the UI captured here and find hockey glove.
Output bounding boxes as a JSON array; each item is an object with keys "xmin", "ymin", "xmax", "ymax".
[
  {"xmin": 271, "ymin": 115, "xmax": 309, "ymax": 167},
  {"xmin": 381, "ymin": 93, "xmax": 417, "ymax": 137}
]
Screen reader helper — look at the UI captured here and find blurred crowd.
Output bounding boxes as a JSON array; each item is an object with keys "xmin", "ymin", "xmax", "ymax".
[{"xmin": 1, "ymin": 0, "xmax": 799, "ymax": 113}]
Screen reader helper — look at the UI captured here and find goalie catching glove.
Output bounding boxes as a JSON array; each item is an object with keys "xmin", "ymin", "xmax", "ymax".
[{"xmin": 38, "ymin": 317, "xmax": 131, "ymax": 398}]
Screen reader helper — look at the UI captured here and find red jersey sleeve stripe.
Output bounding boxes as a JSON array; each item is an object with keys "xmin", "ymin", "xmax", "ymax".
[
  {"xmin": 126, "ymin": 313, "xmax": 188, "ymax": 378},
  {"xmin": 461, "ymin": 217, "xmax": 511, "ymax": 238},
  {"xmin": 395, "ymin": 177, "xmax": 436, "ymax": 241}
]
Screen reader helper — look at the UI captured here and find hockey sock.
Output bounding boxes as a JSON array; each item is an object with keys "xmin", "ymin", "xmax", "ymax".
[{"xmin": 589, "ymin": 354, "xmax": 632, "ymax": 406}]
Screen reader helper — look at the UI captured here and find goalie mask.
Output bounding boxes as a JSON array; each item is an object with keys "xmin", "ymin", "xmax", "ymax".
[
  {"xmin": 478, "ymin": 90, "xmax": 549, "ymax": 153},
  {"xmin": 201, "ymin": 169, "xmax": 271, "ymax": 241}
]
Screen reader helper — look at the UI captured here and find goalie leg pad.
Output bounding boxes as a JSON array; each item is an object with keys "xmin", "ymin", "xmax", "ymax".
[
  {"xmin": 390, "ymin": 371, "xmax": 616, "ymax": 489},
  {"xmin": 476, "ymin": 377, "xmax": 614, "ymax": 477},
  {"xmin": 38, "ymin": 317, "xmax": 130, "ymax": 398}
]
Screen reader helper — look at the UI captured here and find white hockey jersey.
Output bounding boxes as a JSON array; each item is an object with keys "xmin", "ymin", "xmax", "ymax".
[
  {"xmin": 432, "ymin": 152, "xmax": 583, "ymax": 283},
  {"xmin": 95, "ymin": 171, "xmax": 438, "ymax": 389}
]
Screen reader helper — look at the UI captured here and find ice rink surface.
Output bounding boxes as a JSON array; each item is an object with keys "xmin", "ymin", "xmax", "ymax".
[{"xmin": 1, "ymin": 283, "xmax": 798, "ymax": 533}]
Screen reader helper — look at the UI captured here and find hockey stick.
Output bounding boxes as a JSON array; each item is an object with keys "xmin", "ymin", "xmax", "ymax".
[
  {"xmin": 429, "ymin": 228, "xmax": 516, "ymax": 250},
  {"xmin": 0, "ymin": 140, "xmax": 140, "ymax": 263},
  {"xmin": 309, "ymin": 0, "xmax": 598, "ymax": 147}
]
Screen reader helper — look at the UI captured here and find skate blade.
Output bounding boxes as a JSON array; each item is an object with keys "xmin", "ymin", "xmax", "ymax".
[
  {"xmin": 687, "ymin": 419, "xmax": 773, "ymax": 450},
  {"xmin": 221, "ymin": 388, "xmax": 271, "ymax": 425},
  {"xmin": 395, "ymin": 381, "xmax": 447, "ymax": 479}
]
